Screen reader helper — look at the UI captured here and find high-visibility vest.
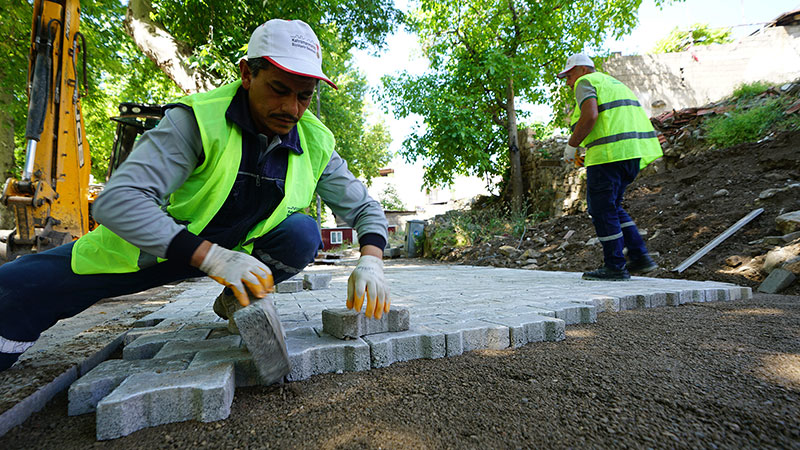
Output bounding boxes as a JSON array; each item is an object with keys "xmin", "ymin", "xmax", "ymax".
[
  {"xmin": 71, "ymin": 81, "xmax": 334, "ymax": 274},
  {"xmin": 570, "ymin": 72, "xmax": 662, "ymax": 169}
]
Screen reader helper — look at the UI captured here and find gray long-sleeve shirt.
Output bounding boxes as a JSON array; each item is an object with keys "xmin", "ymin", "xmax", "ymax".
[{"xmin": 92, "ymin": 103, "xmax": 387, "ymax": 261}]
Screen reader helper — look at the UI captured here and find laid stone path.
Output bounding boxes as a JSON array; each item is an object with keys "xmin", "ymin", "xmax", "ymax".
[{"xmin": 66, "ymin": 262, "xmax": 751, "ymax": 440}]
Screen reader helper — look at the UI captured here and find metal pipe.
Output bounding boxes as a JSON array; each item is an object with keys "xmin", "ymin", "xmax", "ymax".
[{"xmin": 22, "ymin": 140, "xmax": 38, "ymax": 181}]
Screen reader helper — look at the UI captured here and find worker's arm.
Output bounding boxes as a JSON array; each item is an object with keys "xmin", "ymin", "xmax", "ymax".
[
  {"xmin": 315, "ymin": 151, "xmax": 390, "ymax": 318},
  {"xmin": 315, "ymin": 150, "xmax": 388, "ymax": 251},
  {"xmin": 563, "ymin": 79, "xmax": 599, "ymax": 165},
  {"xmin": 568, "ymin": 97, "xmax": 599, "ymax": 147},
  {"xmin": 92, "ymin": 107, "xmax": 203, "ymax": 260},
  {"xmin": 93, "ymin": 107, "xmax": 271, "ymax": 306}
]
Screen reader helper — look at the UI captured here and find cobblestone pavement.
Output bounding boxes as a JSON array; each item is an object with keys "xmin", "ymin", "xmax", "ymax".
[{"xmin": 26, "ymin": 263, "xmax": 754, "ymax": 439}]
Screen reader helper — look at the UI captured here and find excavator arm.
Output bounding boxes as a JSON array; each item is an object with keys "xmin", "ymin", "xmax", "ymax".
[{"xmin": 1, "ymin": 0, "xmax": 91, "ymax": 260}]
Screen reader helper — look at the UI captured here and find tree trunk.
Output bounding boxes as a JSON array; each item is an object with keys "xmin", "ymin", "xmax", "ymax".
[
  {"xmin": 0, "ymin": 92, "xmax": 14, "ymax": 228},
  {"xmin": 506, "ymin": 78, "xmax": 523, "ymax": 212},
  {"xmin": 124, "ymin": 0, "xmax": 219, "ymax": 93}
]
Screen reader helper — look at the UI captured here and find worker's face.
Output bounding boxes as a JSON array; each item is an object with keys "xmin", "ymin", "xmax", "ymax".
[
  {"xmin": 241, "ymin": 60, "xmax": 316, "ymax": 137},
  {"xmin": 563, "ymin": 66, "xmax": 587, "ymax": 90}
]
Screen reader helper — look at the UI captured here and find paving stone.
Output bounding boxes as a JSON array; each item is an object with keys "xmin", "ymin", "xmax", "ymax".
[
  {"xmin": 364, "ymin": 327, "xmax": 446, "ymax": 368},
  {"xmin": 482, "ymin": 314, "xmax": 566, "ymax": 348},
  {"xmin": 303, "ymin": 273, "xmax": 332, "ymax": 290},
  {"xmin": 68, "ymin": 357, "xmax": 191, "ymax": 416},
  {"xmin": 383, "ymin": 247, "xmax": 403, "ymax": 258},
  {"xmin": 285, "ymin": 327, "xmax": 370, "ymax": 381},
  {"xmin": 68, "ymin": 267, "xmax": 747, "ymax": 440},
  {"xmin": 276, "ymin": 279, "xmax": 304, "ymax": 293},
  {"xmin": 425, "ymin": 321, "xmax": 510, "ymax": 357},
  {"xmin": 321, "ymin": 307, "xmax": 410, "ymax": 339},
  {"xmin": 586, "ymin": 295, "xmax": 621, "ymax": 313},
  {"xmin": 531, "ymin": 302, "xmax": 596, "ymax": 324},
  {"xmin": 232, "ymin": 298, "xmax": 290, "ymax": 386},
  {"xmin": 758, "ymin": 268, "xmax": 797, "ymax": 294},
  {"xmin": 189, "ymin": 347, "xmax": 261, "ymax": 387},
  {"xmin": 95, "ymin": 364, "xmax": 234, "ymax": 440},
  {"xmin": 122, "ymin": 328, "xmax": 211, "ymax": 360},
  {"xmin": 153, "ymin": 335, "xmax": 242, "ymax": 360},
  {"xmin": 123, "ymin": 325, "xmax": 182, "ymax": 346}
]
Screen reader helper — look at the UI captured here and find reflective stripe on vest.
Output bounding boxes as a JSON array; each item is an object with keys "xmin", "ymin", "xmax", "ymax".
[{"xmin": 570, "ymin": 72, "xmax": 662, "ymax": 170}]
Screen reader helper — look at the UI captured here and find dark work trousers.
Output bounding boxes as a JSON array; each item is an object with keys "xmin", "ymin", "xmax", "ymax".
[
  {"xmin": 586, "ymin": 158, "xmax": 648, "ymax": 270},
  {"xmin": 0, "ymin": 212, "xmax": 321, "ymax": 366}
]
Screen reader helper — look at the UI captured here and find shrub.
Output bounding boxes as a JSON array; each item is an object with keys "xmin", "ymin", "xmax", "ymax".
[
  {"xmin": 703, "ymin": 99, "xmax": 783, "ymax": 148},
  {"xmin": 731, "ymin": 81, "xmax": 773, "ymax": 100}
]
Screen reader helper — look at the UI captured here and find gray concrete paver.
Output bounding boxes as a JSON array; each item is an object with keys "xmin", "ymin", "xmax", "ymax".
[{"xmin": 65, "ymin": 263, "xmax": 749, "ymax": 439}]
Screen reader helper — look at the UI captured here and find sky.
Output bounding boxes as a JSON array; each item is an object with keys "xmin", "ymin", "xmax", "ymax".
[{"xmin": 351, "ymin": 0, "xmax": 800, "ymax": 203}]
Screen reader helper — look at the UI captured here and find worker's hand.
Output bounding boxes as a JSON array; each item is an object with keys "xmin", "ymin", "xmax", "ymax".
[
  {"xmin": 574, "ymin": 154, "xmax": 585, "ymax": 167},
  {"xmin": 347, "ymin": 255, "xmax": 390, "ymax": 319},
  {"xmin": 198, "ymin": 243, "xmax": 274, "ymax": 307},
  {"xmin": 563, "ymin": 143, "xmax": 578, "ymax": 165}
]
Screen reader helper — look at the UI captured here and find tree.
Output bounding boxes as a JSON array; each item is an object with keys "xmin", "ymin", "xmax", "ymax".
[
  {"xmin": 378, "ymin": 184, "xmax": 406, "ymax": 210},
  {"xmin": 652, "ymin": 23, "xmax": 733, "ymax": 53},
  {"xmin": 124, "ymin": 0, "xmax": 400, "ymax": 181},
  {"xmin": 0, "ymin": 0, "xmax": 400, "ymax": 183},
  {"xmin": 380, "ymin": 0, "xmax": 670, "ymax": 210}
]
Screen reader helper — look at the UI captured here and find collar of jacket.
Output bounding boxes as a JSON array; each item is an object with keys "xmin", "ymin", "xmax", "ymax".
[{"xmin": 226, "ymin": 86, "xmax": 304, "ymax": 155}]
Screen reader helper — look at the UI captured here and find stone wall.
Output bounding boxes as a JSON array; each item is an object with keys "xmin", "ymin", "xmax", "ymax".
[
  {"xmin": 604, "ymin": 25, "xmax": 800, "ymax": 116},
  {"xmin": 518, "ymin": 128, "xmax": 587, "ymax": 218}
]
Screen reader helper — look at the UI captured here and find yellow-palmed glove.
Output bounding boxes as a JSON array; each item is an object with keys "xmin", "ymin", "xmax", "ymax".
[
  {"xmin": 346, "ymin": 255, "xmax": 390, "ymax": 319},
  {"xmin": 199, "ymin": 243, "xmax": 274, "ymax": 307}
]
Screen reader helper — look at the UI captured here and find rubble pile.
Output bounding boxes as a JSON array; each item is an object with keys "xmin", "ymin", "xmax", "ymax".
[{"xmin": 651, "ymin": 80, "xmax": 800, "ymax": 164}]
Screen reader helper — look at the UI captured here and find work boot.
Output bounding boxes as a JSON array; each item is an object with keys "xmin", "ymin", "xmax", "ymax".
[
  {"xmin": 627, "ymin": 254, "xmax": 659, "ymax": 274},
  {"xmin": 212, "ymin": 290, "xmax": 246, "ymax": 334},
  {"xmin": 582, "ymin": 265, "xmax": 631, "ymax": 281}
]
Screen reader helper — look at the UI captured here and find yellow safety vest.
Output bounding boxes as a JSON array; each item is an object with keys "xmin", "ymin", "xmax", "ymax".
[
  {"xmin": 570, "ymin": 72, "xmax": 662, "ymax": 169},
  {"xmin": 71, "ymin": 81, "xmax": 334, "ymax": 274}
]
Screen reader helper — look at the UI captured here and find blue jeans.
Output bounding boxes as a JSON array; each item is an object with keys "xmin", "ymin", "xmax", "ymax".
[
  {"xmin": 0, "ymin": 213, "xmax": 321, "ymax": 346},
  {"xmin": 586, "ymin": 159, "xmax": 648, "ymax": 270}
]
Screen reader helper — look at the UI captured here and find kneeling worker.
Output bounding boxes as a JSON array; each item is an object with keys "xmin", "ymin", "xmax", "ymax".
[
  {"xmin": 558, "ymin": 53, "xmax": 662, "ymax": 281},
  {"xmin": 0, "ymin": 19, "xmax": 389, "ymax": 371}
]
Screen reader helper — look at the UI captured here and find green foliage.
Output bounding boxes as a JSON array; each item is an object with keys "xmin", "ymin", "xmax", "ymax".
[
  {"xmin": 0, "ymin": 0, "xmax": 401, "ymax": 184},
  {"xmin": 425, "ymin": 200, "xmax": 544, "ymax": 257},
  {"xmin": 732, "ymin": 81, "xmax": 774, "ymax": 100},
  {"xmin": 702, "ymin": 98, "xmax": 785, "ymax": 148},
  {"xmin": 652, "ymin": 23, "xmax": 733, "ymax": 53},
  {"xmin": 380, "ymin": 0, "xmax": 660, "ymax": 191},
  {"xmin": 378, "ymin": 184, "xmax": 405, "ymax": 210}
]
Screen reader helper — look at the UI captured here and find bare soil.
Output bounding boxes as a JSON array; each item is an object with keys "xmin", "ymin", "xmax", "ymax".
[{"xmin": 445, "ymin": 130, "xmax": 800, "ymax": 296}]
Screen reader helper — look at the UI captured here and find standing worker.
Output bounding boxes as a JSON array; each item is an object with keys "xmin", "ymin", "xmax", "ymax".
[
  {"xmin": 0, "ymin": 19, "xmax": 389, "ymax": 371},
  {"xmin": 558, "ymin": 53, "xmax": 662, "ymax": 281}
]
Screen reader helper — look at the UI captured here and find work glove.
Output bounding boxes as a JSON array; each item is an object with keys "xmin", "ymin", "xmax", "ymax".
[
  {"xmin": 346, "ymin": 255, "xmax": 390, "ymax": 319},
  {"xmin": 199, "ymin": 243, "xmax": 274, "ymax": 307},
  {"xmin": 563, "ymin": 143, "xmax": 578, "ymax": 165}
]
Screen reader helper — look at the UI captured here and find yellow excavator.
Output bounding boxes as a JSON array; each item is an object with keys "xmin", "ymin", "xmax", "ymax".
[{"xmin": 0, "ymin": 0, "xmax": 162, "ymax": 261}]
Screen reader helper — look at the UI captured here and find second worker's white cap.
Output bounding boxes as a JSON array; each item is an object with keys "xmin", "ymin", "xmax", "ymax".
[
  {"xmin": 247, "ymin": 19, "xmax": 337, "ymax": 89},
  {"xmin": 557, "ymin": 53, "xmax": 595, "ymax": 79}
]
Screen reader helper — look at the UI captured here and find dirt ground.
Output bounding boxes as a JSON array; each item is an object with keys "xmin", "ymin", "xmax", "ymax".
[
  {"xmin": 446, "ymin": 130, "xmax": 800, "ymax": 296},
  {"xmin": 0, "ymin": 292, "xmax": 797, "ymax": 449}
]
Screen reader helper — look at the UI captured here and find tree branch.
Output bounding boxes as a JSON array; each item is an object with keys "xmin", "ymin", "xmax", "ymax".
[{"xmin": 124, "ymin": 0, "xmax": 219, "ymax": 93}]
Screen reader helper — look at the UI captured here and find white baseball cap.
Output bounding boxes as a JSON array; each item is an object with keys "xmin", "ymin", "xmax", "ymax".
[
  {"xmin": 247, "ymin": 19, "xmax": 337, "ymax": 89},
  {"xmin": 557, "ymin": 53, "xmax": 595, "ymax": 79}
]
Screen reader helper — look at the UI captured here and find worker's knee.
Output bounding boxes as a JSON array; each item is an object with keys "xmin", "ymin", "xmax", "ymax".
[
  {"xmin": 273, "ymin": 212, "xmax": 323, "ymax": 257},
  {"xmin": 251, "ymin": 213, "xmax": 322, "ymax": 282}
]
